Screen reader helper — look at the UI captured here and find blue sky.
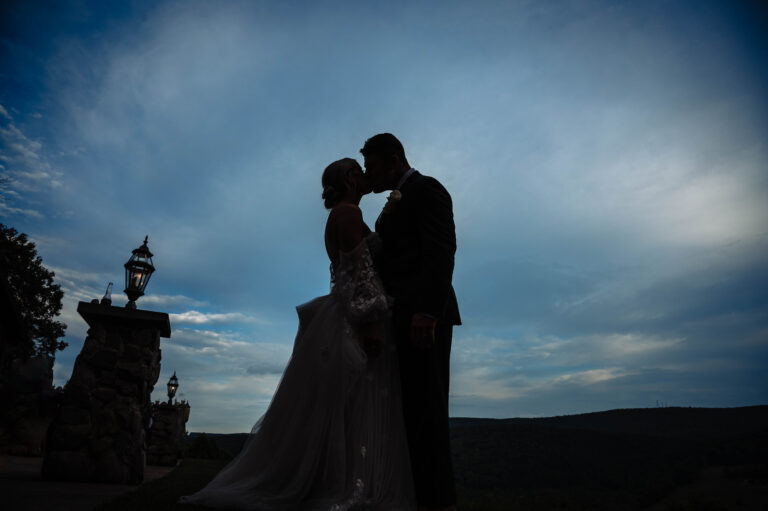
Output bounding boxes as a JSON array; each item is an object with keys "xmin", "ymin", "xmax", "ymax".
[{"xmin": 1, "ymin": 0, "xmax": 767, "ymax": 433}]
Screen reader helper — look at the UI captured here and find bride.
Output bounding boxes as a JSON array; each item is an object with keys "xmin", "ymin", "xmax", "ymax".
[{"xmin": 179, "ymin": 158, "xmax": 415, "ymax": 510}]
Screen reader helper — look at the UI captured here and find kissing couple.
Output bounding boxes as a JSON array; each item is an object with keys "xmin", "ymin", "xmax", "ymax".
[{"xmin": 180, "ymin": 133, "xmax": 461, "ymax": 511}]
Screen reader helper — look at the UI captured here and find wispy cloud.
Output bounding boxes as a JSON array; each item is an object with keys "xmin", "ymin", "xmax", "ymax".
[
  {"xmin": 136, "ymin": 294, "xmax": 208, "ymax": 308},
  {"xmin": 0, "ymin": 201, "xmax": 44, "ymax": 219},
  {"xmin": 0, "ymin": 103, "xmax": 64, "ymax": 219},
  {"xmin": 150, "ymin": 327, "xmax": 291, "ymax": 430},
  {"xmin": 449, "ymin": 323, "xmax": 761, "ymax": 418},
  {"xmin": 170, "ymin": 310, "xmax": 269, "ymax": 325},
  {"xmin": 529, "ymin": 333, "xmax": 686, "ymax": 367}
]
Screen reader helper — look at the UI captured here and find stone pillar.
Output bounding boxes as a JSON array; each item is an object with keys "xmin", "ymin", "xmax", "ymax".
[
  {"xmin": 42, "ymin": 301, "xmax": 170, "ymax": 483},
  {"xmin": 147, "ymin": 400, "xmax": 190, "ymax": 466}
]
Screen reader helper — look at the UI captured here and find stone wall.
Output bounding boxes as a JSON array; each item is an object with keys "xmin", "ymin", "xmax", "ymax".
[
  {"xmin": 42, "ymin": 302, "xmax": 170, "ymax": 484},
  {"xmin": 147, "ymin": 400, "xmax": 190, "ymax": 466}
]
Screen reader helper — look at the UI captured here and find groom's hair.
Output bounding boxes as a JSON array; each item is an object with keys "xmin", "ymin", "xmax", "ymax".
[{"xmin": 360, "ymin": 133, "xmax": 409, "ymax": 166}]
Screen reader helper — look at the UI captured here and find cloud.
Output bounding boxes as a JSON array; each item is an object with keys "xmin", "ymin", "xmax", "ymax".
[
  {"xmin": 0, "ymin": 124, "xmax": 44, "ymax": 173},
  {"xmin": 450, "ymin": 348, "xmax": 767, "ymax": 419},
  {"xmin": 48, "ymin": 265, "xmax": 113, "ymax": 288},
  {"xmin": 0, "ymin": 103, "xmax": 65, "ymax": 220},
  {"xmin": 550, "ymin": 367, "xmax": 632, "ymax": 385},
  {"xmin": 47, "ymin": 264, "xmax": 215, "ymax": 312},
  {"xmin": 529, "ymin": 333, "xmax": 685, "ymax": 367},
  {"xmin": 0, "ymin": 201, "xmax": 44, "ymax": 219},
  {"xmin": 153, "ymin": 372, "xmax": 283, "ymax": 432},
  {"xmin": 148, "ymin": 327, "xmax": 291, "ymax": 431},
  {"xmin": 245, "ymin": 359, "xmax": 288, "ymax": 376},
  {"xmin": 161, "ymin": 328, "xmax": 290, "ymax": 371},
  {"xmin": 449, "ymin": 317, "xmax": 766, "ymax": 418},
  {"xmin": 170, "ymin": 310, "xmax": 268, "ymax": 325},
  {"xmin": 135, "ymin": 294, "xmax": 208, "ymax": 308}
]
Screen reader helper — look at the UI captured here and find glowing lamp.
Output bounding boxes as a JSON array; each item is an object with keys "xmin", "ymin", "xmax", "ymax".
[
  {"xmin": 124, "ymin": 236, "xmax": 155, "ymax": 309},
  {"xmin": 167, "ymin": 371, "xmax": 179, "ymax": 404}
]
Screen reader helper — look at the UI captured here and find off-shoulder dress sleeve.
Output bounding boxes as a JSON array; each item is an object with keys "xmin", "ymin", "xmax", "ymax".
[{"xmin": 332, "ymin": 233, "xmax": 391, "ymax": 324}]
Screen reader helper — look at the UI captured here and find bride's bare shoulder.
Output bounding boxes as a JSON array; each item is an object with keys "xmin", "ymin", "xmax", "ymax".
[
  {"xmin": 328, "ymin": 203, "xmax": 363, "ymax": 225},
  {"xmin": 327, "ymin": 204, "xmax": 367, "ymax": 253}
]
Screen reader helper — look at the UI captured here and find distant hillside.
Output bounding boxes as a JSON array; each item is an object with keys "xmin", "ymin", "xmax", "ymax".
[
  {"xmin": 449, "ymin": 406, "xmax": 768, "ymax": 510},
  {"xmin": 186, "ymin": 406, "xmax": 768, "ymax": 510},
  {"xmin": 191, "ymin": 405, "xmax": 768, "ymax": 456},
  {"xmin": 451, "ymin": 405, "xmax": 768, "ymax": 437},
  {"xmin": 186, "ymin": 432, "xmax": 249, "ymax": 460}
]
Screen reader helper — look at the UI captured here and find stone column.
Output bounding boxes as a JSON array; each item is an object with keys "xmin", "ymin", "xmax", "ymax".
[
  {"xmin": 147, "ymin": 400, "xmax": 191, "ymax": 466},
  {"xmin": 42, "ymin": 301, "xmax": 170, "ymax": 483}
]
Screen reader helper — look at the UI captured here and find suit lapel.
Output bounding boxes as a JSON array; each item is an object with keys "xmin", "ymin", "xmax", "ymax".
[{"xmin": 376, "ymin": 171, "xmax": 420, "ymax": 232}]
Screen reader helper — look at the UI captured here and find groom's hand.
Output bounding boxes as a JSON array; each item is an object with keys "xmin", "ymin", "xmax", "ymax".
[
  {"xmin": 359, "ymin": 321, "xmax": 384, "ymax": 358},
  {"xmin": 411, "ymin": 313, "xmax": 437, "ymax": 348}
]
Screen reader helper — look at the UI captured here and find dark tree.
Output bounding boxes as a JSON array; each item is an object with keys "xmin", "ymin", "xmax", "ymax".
[{"xmin": 0, "ymin": 224, "xmax": 67, "ymax": 359}]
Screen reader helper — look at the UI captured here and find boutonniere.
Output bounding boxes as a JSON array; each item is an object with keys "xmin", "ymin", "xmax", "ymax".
[{"xmin": 382, "ymin": 190, "xmax": 402, "ymax": 214}]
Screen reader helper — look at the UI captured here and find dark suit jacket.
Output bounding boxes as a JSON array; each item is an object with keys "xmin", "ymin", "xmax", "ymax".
[{"xmin": 375, "ymin": 171, "xmax": 461, "ymax": 326}]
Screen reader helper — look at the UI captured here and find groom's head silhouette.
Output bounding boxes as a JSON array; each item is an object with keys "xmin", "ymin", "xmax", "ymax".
[{"xmin": 361, "ymin": 133, "xmax": 410, "ymax": 193}]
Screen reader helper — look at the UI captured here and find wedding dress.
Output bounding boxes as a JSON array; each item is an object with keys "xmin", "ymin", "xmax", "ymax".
[{"xmin": 179, "ymin": 234, "xmax": 415, "ymax": 510}]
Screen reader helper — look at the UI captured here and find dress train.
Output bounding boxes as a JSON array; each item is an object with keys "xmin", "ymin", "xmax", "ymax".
[{"xmin": 179, "ymin": 235, "xmax": 415, "ymax": 510}]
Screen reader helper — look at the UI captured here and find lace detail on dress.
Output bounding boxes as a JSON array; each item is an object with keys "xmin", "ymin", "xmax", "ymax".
[
  {"xmin": 332, "ymin": 234, "xmax": 391, "ymax": 324},
  {"xmin": 328, "ymin": 478, "xmax": 366, "ymax": 511}
]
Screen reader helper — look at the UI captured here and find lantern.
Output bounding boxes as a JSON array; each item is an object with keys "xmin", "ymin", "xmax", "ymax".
[
  {"xmin": 167, "ymin": 371, "xmax": 179, "ymax": 404},
  {"xmin": 124, "ymin": 236, "xmax": 155, "ymax": 309}
]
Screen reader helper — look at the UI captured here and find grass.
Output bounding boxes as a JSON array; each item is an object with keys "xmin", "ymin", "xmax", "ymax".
[{"xmin": 94, "ymin": 458, "xmax": 228, "ymax": 511}]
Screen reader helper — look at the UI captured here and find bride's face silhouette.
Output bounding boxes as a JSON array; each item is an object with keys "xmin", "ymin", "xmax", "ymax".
[{"xmin": 347, "ymin": 162, "xmax": 372, "ymax": 197}]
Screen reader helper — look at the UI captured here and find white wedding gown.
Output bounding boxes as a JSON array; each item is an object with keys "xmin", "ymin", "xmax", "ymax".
[{"xmin": 179, "ymin": 234, "xmax": 415, "ymax": 510}]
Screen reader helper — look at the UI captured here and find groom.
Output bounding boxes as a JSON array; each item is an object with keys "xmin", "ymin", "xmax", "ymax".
[{"xmin": 361, "ymin": 133, "xmax": 461, "ymax": 511}]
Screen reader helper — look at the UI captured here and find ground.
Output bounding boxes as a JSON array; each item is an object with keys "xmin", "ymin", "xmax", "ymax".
[{"xmin": 1, "ymin": 406, "xmax": 766, "ymax": 510}]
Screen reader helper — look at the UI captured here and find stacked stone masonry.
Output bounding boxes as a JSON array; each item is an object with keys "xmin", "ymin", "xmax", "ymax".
[
  {"xmin": 42, "ymin": 302, "xmax": 170, "ymax": 484},
  {"xmin": 147, "ymin": 400, "xmax": 190, "ymax": 466}
]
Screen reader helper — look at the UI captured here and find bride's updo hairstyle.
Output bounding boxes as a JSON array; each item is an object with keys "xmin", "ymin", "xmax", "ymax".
[{"xmin": 322, "ymin": 158, "xmax": 358, "ymax": 209}]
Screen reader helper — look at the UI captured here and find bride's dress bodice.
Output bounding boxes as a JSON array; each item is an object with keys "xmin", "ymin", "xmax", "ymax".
[{"xmin": 329, "ymin": 233, "xmax": 391, "ymax": 324}]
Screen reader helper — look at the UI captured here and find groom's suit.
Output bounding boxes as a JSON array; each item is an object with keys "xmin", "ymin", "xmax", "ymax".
[{"xmin": 375, "ymin": 169, "xmax": 461, "ymax": 507}]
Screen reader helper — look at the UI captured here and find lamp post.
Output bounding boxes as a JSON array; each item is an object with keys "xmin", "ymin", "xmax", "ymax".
[
  {"xmin": 167, "ymin": 371, "xmax": 179, "ymax": 405},
  {"xmin": 44, "ymin": 236, "xmax": 171, "ymax": 483},
  {"xmin": 124, "ymin": 236, "xmax": 155, "ymax": 309}
]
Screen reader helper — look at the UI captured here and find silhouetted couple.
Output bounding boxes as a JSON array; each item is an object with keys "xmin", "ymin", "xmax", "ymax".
[{"xmin": 180, "ymin": 134, "xmax": 461, "ymax": 511}]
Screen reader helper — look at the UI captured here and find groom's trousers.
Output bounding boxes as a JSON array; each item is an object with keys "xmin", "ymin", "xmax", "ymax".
[{"xmin": 395, "ymin": 314, "xmax": 456, "ymax": 507}]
